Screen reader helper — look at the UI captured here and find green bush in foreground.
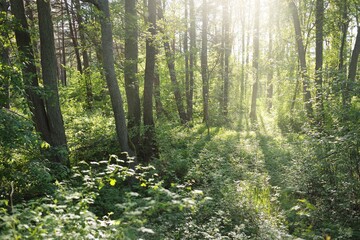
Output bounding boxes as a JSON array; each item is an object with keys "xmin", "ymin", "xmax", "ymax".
[{"xmin": 0, "ymin": 155, "xmax": 209, "ymax": 239}]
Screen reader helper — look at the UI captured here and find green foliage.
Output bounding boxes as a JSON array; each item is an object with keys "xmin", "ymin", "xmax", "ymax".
[
  {"xmin": 156, "ymin": 124, "xmax": 292, "ymax": 239},
  {"xmin": 0, "ymin": 109, "xmax": 55, "ymax": 201},
  {"xmin": 0, "ymin": 156, "xmax": 206, "ymax": 239}
]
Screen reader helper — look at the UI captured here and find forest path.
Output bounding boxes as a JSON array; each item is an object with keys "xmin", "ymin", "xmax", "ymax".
[{"xmin": 158, "ymin": 119, "xmax": 302, "ymax": 238}]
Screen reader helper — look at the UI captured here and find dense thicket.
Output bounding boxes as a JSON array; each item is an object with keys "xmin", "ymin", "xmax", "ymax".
[{"xmin": 1, "ymin": 0, "xmax": 359, "ymax": 239}]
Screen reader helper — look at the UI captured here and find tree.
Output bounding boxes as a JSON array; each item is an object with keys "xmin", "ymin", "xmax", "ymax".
[
  {"xmin": 338, "ymin": 0, "xmax": 349, "ymax": 73},
  {"xmin": 82, "ymin": 0, "xmax": 132, "ymax": 155},
  {"xmin": 10, "ymin": 0, "xmax": 51, "ymax": 144},
  {"xmin": 315, "ymin": 0, "xmax": 324, "ymax": 122},
  {"xmin": 266, "ymin": 0, "xmax": 274, "ymax": 112},
  {"xmin": 222, "ymin": 0, "xmax": 230, "ymax": 118},
  {"xmin": 125, "ymin": 0, "xmax": 141, "ymax": 151},
  {"xmin": 250, "ymin": 0, "xmax": 259, "ymax": 123},
  {"xmin": 64, "ymin": 0, "xmax": 82, "ymax": 74},
  {"xmin": 158, "ymin": 1, "xmax": 187, "ymax": 124},
  {"xmin": 0, "ymin": 0, "xmax": 10, "ymax": 109},
  {"xmin": 343, "ymin": 25, "xmax": 360, "ymax": 107},
  {"xmin": 143, "ymin": 0, "xmax": 158, "ymax": 162},
  {"xmin": 37, "ymin": 0, "xmax": 69, "ymax": 166},
  {"xmin": 239, "ymin": 0, "xmax": 246, "ymax": 120},
  {"xmin": 59, "ymin": 0, "xmax": 67, "ymax": 86},
  {"xmin": 74, "ymin": 0, "xmax": 93, "ymax": 108},
  {"xmin": 289, "ymin": 0, "xmax": 313, "ymax": 117},
  {"xmin": 188, "ymin": 0, "xmax": 195, "ymax": 122},
  {"xmin": 184, "ymin": 0, "xmax": 190, "ymax": 121},
  {"xmin": 201, "ymin": 0, "xmax": 209, "ymax": 126}
]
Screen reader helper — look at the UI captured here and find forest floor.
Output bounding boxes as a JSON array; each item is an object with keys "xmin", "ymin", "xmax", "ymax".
[{"xmin": 150, "ymin": 113, "xmax": 310, "ymax": 239}]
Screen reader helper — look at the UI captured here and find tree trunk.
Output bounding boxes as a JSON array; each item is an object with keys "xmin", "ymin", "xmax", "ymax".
[
  {"xmin": 343, "ymin": 26, "xmax": 360, "ymax": 106},
  {"xmin": 223, "ymin": 0, "xmax": 230, "ymax": 118},
  {"xmin": 184, "ymin": 0, "xmax": 191, "ymax": 121},
  {"xmin": 143, "ymin": 0, "xmax": 158, "ymax": 162},
  {"xmin": 10, "ymin": 0, "xmax": 51, "ymax": 143},
  {"xmin": 201, "ymin": 0, "xmax": 209, "ymax": 125},
  {"xmin": 74, "ymin": 0, "xmax": 93, "ymax": 108},
  {"xmin": 267, "ymin": 30, "xmax": 274, "ymax": 112},
  {"xmin": 250, "ymin": 0, "xmax": 259, "ymax": 123},
  {"xmin": 0, "ymin": 0, "xmax": 10, "ymax": 109},
  {"xmin": 64, "ymin": 0, "xmax": 82, "ymax": 74},
  {"xmin": 125, "ymin": 0, "xmax": 141, "ymax": 152},
  {"xmin": 159, "ymin": 3, "xmax": 187, "ymax": 124},
  {"xmin": 89, "ymin": 0, "xmax": 133, "ymax": 155},
  {"xmin": 154, "ymin": 67, "xmax": 165, "ymax": 118},
  {"xmin": 60, "ymin": 0, "xmax": 67, "ymax": 86},
  {"xmin": 239, "ymin": 0, "xmax": 245, "ymax": 118},
  {"xmin": 289, "ymin": 0, "xmax": 313, "ymax": 117},
  {"xmin": 37, "ymin": 0, "xmax": 69, "ymax": 166},
  {"xmin": 189, "ymin": 0, "xmax": 195, "ymax": 122},
  {"xmin": 315, "ymin": 0, "xmax": 324, "ymax": 122},
  {"xmin": 266, "ymin": 2, "xmax": 274, "ymax": 112},
  {"xmin": 338, "ymin": 0, "xmax": 348, "ymax": 73}
]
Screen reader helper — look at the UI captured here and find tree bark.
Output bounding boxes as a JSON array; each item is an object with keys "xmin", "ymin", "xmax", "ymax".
[
  {"xmin": 143, "ymin": 0, "xmax": 158, "ymax": 162},
  {"xmin": 37, "ymin": 0, "xmax": 69, "ymax": 166},
  {"xmin": 250, "ymin": 0, "xmax": 259, "ymax": 123},
  {"xmin": 10, "ymin": 0, "xmax": 51, "ymax": 142},
  {"xmin": 74, "ymin": 0, "xmax": 93, "ymax": 108},
  {"xmin": 60, "ymin": 0, "xmax": 67, "ymax": 86},
  {"xmin": 289, "ymin": 0, "xmax": 313, "ymax": 117},
  {"xmin": 83, "ymin": 0, "xmax": 132, "ymax": 155},
  {"xmin": 64, "ymin": 0, "xmax": 82, "ymax": 74},
  {"xmin": 201, "ymin": 0, "xmax": 209, "ymax": 125},
  {"xmin": 239, "ymin": 0, "xmax": 245, "ymax": 118},
  {"xmin": 189, "ymin": 0, "xmax": 195, "ymax": 122},
  {"xmin": 338, "ymin": 0, "xmax": 348, "ymax": 73},
  {"xmin": 159, "ymin": 3, "xmax": 187, "ymax": 124},
  {"xmin": 315, "ymin": 0, "xmax": 324, "ymax": 122},
  {"xmin": 267, "ymin": 31, "xmax": 274, "ymax": 112},
  {"xmin": 154, "ymin": 67, "xmax": 165, "ymax": 118},
  {"xmin": 0, "ymin": 0, "xmax": 10, "ymax": 109},
  {"xmin": 266, "ymin": 2, "xmax": 274, "ymax": 112},
  {"xmin": 344, "ymin": 26, "xmax": 360, "ymax": 106},
  {"xmin": 223, "ymin": 0, "xmax": 230, "ymax": 118},
  {"xmin": 184, "ymin": 0, "xmax": 191, "ymax": 121},
  {"xmin": 125, "ymin": 0, "xmax": 141, "ymax": 151}
]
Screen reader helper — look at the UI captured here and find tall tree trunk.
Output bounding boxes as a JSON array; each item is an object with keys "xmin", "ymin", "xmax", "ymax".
[
  {"xmin": 184, "ymin": 0, "xmax": 191, "ymax": 121},
  {"xmin": 60, "ymin": 0, "xmax": 67, "ymax": 86},
  {"xmin": 143, "ymin": 0, "xmax": 158, "ymax": 162},
  {"xmin": 189, "ymin": 0, "xmax": 195, "ymax": 122},
  {"xmin": 10, "ymin": 0, "xmax": 51, "ymax": 143},
  {"xmin": 159, "ymin": 3, "xmax": 187, "ymax": 124},
  {"xmin": 64, "ymin": 0, "xmax": 82, "ymax": 74},
  {"xmin": 239, "ymin": 0, "xmax": 245, "ymax": 118},
  {"xmin": 223, "ymin": 0, "xmax": 230, "ymax": 118},
  {"xmin": 267, "ymin": 30, "xmax": 274, "ymax": 112},
  {"xmin": 125, "ymin": 0, "xmax": 141, "ymax": 152},
  {"xmin": 201, "ymin": 0, "xmax": 209, "ymax": 125},
  {"xmin": 74, "ymin": 0, "xmax": 93, "ymax": 108},
  {"xmin": 0, "ymin": 0, "xmax": 10, "ymax": 109},
  {"xmin": 338, "ymin": 0, "xmax": 348, "ymax": 73},
  {"xmin": 250, "ymin": 0, "xmax": 259, "ymax": 123},
  {"xmin": 266, "ymin": 1, "xmax": 274, "ymax": 112},
  {"xmin": 344, "ymin": 26, "xmax": 360, "ymax": 106},
  {"xmin": 37, "ymin": 0, "xmax": 69, "ymax": 166},
  {"xmin": 154, "ymin": 67, "xmax": 165, "ymax": 118},
  {"xmin": 289, "ymin": 0, "xmax": 313, "ymax": 117},
  {"xmin": 315, "ymin": 0, "xmax": 324, "ymax": 122},
  {"xmin": 82, "ymin": 0, "xmax": 132, "ymax": 156}
]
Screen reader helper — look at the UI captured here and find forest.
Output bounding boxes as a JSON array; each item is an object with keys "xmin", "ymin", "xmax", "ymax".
[{"xmin": 0, "ymin": 0, "xmax": 359, "ymax": 239}]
